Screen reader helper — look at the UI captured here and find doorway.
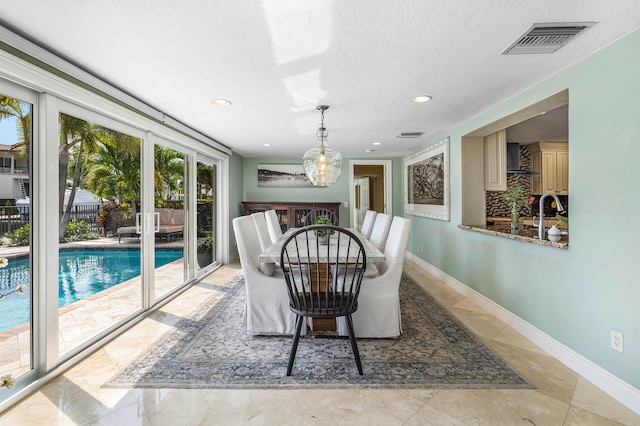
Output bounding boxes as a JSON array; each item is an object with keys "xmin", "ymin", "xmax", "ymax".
[{"xmin": 349, "ymin": 160, "xmax": 392, "ymax": 229}]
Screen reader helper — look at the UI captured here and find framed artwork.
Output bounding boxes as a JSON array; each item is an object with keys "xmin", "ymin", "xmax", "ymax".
[
  {"xmin": 257, "ymin": 163, "xmax": 313, "ymax": 187},
  {"xmin": 404, "ymin": 137, "xmax": 450, "ymax": 221}
]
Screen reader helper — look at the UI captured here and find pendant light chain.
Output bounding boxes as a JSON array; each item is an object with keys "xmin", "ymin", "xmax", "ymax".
[{"xmin": 318, "ymin": 105, "xmax": 328, "ymax": 153}]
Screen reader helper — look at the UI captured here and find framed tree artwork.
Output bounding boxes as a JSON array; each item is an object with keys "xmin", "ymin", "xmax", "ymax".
[{"xmin": 404, "ymin": 137, "xmax": 450, "ymax": 221}]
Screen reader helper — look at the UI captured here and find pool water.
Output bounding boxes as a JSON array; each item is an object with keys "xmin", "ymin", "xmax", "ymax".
[{"xmin": 0, "ymin": 248, "xmax": 183, "ymax": 332}]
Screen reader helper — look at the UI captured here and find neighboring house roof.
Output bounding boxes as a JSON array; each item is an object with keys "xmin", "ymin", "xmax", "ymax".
[
  {"xmin": 0, "ymin": 143, "xmax": 19, "ymax": 152},
  {"xmin": 63, "ymin": 189, "xmax": 109, "ymax": 206},
  {"xmin": 16, "ymin": 189, "xmax": 109, "ymax": 207}
]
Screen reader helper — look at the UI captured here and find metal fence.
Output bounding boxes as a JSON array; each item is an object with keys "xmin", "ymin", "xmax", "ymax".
[{"xmin": 0, "ymin": 205, "xmax": 102, "ymax": 236}]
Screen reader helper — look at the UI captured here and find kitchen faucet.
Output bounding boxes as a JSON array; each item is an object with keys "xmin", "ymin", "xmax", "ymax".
[{"xmin": 537, "ymin": 192, "xmax": 564, "ymax": 240}]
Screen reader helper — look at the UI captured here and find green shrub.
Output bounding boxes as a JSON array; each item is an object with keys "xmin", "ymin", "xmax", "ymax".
[
  {"xmin": 64, "ymin": 220, "xmax": 99, "ymax": 242},
  {"xmin": 5, "ymin": 224, "xmax": 30, "ymax": 246}
]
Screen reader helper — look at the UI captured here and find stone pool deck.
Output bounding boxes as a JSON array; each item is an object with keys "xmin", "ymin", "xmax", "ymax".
[{"xmin": 0, "ymin": 237, "xmax": 190, "ymax": 379}]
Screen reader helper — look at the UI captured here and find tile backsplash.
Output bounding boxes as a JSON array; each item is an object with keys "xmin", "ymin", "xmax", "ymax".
[{"xmin": 485, "ymin": 144, "xmax": 569, "ymax": 218}]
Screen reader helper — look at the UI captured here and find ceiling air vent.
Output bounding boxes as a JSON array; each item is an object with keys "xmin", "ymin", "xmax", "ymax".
[
  {"xmin": 397, "ymin": 132, "xmax": 424, "ymax": 139},
  {"xmin": 502, "ymin": 22, "xmax": 595, "ymax": 55}
]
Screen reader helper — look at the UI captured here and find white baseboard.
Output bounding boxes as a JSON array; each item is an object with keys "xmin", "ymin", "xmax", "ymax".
[{"xmin": 406, "ymin": 252, "xmax": 640, "ymax": 415}]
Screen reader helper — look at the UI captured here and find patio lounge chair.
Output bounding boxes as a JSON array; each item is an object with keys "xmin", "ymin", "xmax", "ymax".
[{"xmin": 117, "ymin": 208, "xmax": 184, "ymax": 243}]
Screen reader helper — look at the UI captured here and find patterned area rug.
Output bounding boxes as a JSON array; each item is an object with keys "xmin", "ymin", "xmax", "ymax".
[{"xmin": 104, "ymin": 274, "xmax": 532, "ymax": 389}]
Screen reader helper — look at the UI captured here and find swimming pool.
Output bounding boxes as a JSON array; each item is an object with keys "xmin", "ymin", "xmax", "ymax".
[{"xmin": 0, "ymin": 248, "xmax": 183, "ymax": 332}]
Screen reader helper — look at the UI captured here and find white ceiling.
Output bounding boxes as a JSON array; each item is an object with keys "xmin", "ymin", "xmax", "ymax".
[{"xmin": 1, "ymin": 1, "xmax": 639, "ymax": 158}]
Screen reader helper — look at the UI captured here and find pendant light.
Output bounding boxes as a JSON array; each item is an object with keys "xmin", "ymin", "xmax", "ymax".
[{"xmin": 303, "ymin": 105, "xmax": 343, "ymax": 186}]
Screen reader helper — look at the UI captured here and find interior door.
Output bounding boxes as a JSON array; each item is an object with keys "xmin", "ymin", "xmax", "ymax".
[
  {"xmin": 349, "ymin": 160, "xmax": 392, "ymax": 228},
  {"xmin": 354, "ymin": 177, "xmax": 370, "ymax": 229}
]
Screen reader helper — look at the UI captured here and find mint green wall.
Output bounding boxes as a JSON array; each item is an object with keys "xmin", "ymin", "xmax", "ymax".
[
  {"xmin": 406, "ymin": 29, "xmax": 640, "ymax": 389},
  {"xmin": 242, "ymin": 157, "xmax": 403, "ymax": 227}
]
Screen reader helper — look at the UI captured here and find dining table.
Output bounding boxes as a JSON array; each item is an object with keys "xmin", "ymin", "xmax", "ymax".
[{"xmin": 258, "ymin": 227, "xmax": 385, "ymax": 265}]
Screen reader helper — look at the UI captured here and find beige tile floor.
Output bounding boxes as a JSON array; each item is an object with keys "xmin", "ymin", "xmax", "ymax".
[{"xmin": 1, "ymin": 261, "xmax": 639, "ymax": 425}]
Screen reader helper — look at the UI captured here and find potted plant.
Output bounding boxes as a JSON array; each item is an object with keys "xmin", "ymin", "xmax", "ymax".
[
  {"xmin": 313, "ymin": 215, "xmax": 335, "ymax": 244},
  {"xmin": 502, "ymin": 185, "xmax": 530, "ymax": 229}
]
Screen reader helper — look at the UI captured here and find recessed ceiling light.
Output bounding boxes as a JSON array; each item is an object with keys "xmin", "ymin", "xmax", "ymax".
[
  {"xmin": 262, "ymin": 143, "xmax": 272, "ymax": 147},
  {"xmin": 365, "ymin": 148, "xmax": 376, "ymax": 153},
  {"xmin": 212, "ymin": 99, "xmax": 232, "ymax": 106},
  {"xmin": 372, "ymin": 142, "xmax": 382, "ymax": 146},
  {"xmin": 412, "ymin": 95, "xmax": 432, "ymax": 103}
]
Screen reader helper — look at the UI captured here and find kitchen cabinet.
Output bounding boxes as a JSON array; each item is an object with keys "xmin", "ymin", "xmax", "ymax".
[
  {"xmin": 529, "ymin": 142, "xmax": 568, "ymax": 195},
  {"xmin": 484, "ymin": 129, "xmax": 507, "ymax": 191}
]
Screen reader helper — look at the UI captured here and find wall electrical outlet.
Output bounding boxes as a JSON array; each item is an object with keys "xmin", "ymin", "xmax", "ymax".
[{"xmin": 611, "ymin": 330, "xmax": 624, "ymax": 353}]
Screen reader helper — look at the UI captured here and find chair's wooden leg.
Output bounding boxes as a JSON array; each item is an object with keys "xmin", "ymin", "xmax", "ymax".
[
  {"xmin": 287, "ymin": 315, "xmax": 304, "ymax": 376},
  {"xmin": 345, "ymin": 314, "xmax": 363, "ymax": 375}
]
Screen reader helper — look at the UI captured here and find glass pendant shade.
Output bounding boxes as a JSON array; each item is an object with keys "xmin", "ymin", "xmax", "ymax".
[
  {"xmin": 303, "ymin": 141, "xmax": 343, "ymax": 187},
  {"xmin": 303, "ymin": 106, "xmax": 343, "ymax": 186}
]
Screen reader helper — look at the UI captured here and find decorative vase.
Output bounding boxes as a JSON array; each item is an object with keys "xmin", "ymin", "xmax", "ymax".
[
  {"xmin": 510, "ymin": 207, "xmax": 519, "ymax": 229},
  {"xmin": 318, "ymin": 235, "xmax": 329, "ymax": 245}
]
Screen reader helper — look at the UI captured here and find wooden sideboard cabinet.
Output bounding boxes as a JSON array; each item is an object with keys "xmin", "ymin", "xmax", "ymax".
[{"xmin": 241, "ymin": 201, "xmax": 341, "ymax": 232}]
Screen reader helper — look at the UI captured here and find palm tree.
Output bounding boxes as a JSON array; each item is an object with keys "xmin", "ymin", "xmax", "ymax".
[
  {"xmin": 0, "ymin": 96, "xmax": 31, "ymax": 149},
  {"xmin": 85, "ymin": 129, "xmax": 141, "ymax": 212},
  {"xmin": 58, "ymin": 114, "xmax": 102, "ymax": 240},
  {"xmin": 154, "ymin": 145, "xmax": 184, "ymax": 203},
  {"xmin": 197, "ymin": 161, "xmax": 215, "ymax": 200},
  {"xmin": 0, "ymin": 96, "xmax": 32, "ymax": 171}
]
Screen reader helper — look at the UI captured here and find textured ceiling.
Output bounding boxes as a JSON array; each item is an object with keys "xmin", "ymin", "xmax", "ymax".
[{"xmin": 1, "ymin": 1, "xmax": 639, "ymax": 158}]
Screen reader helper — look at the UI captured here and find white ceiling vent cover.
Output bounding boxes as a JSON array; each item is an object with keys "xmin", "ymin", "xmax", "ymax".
[
  {"xmin": 503, "ymin": 22, "xmax": 596, "ymax": 54},
  {"xmin": 397, "ymin": 132, "xmax": 424, "ymax": 139}
]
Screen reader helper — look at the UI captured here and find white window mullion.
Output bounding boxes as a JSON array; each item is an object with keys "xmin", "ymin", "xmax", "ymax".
[
  {"xmin": 186, "ymin": 155, "xmax": 196, "ymax": 279},
  {"xmin": 38, "ymin": 93, "xmax": 60, "ymax": 371},
  {"xmin": 142, "ymin": 132, "xmax": 155, "ymax": 308},
  {"xmin": 216, "ymin": 157, "xmax": 228, "ymax": 264}
]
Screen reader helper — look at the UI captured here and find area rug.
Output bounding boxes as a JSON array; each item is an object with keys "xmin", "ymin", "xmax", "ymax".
[{"xmin": 104, "ymin": 274, "xmax": 533, "ymax": 389}]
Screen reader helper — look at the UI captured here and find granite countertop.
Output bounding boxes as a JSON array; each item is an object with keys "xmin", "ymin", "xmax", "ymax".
[{"xmin": 458, "ymin": 220, "xmax": 569, "ymax": 249}]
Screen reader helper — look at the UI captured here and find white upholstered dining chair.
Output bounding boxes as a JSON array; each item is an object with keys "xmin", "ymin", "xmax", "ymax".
[
  {"xmin": 360, "ymin": 210, "xmax": 377, "ymax": 239},
  {"xmin": 251, "ymin": 212, "xmax": 273, "ymax": 252},
  {"xmin": 337, "ymin": 216, "xmax": 411, "ymax": 338},
  {"xmin": 264, "ymin": 209, "xmax": 283, "ymax": 243},
  {"xmin": 232, "ymin": 215, "xmax": 299, "ymax": 335},
  {"xmin": 368, "ymin": 212, "xmax": 392, "ymax": 251}
]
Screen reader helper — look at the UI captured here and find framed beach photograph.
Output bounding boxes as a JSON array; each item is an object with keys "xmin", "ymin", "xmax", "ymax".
[
  {"xmin": 257, "ymin": 163, "xmax": 313, "ymax": 187},
  {"xmin": 404, "ymin": 137, "xmax": 450, "ymax": 221}
]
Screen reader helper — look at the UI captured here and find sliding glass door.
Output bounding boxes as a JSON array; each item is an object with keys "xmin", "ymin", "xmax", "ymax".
[
  {"xmin": 153, "ymin": 140, "xmax": 187, "ymax": 301},
  {"xmin": 0, "ymin": 81, "xmax": 35, "ymax": 383},
  {"xmin": 57, "ymin": 110, "xmax": 144, "ymax": 356},
  {"xmin": 0, "ymin": 68, "xmax": 228, "ymax": 405},
  {"xmin": 196, "ymin": 158, "xmax": 217, "ymax": 271}
]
